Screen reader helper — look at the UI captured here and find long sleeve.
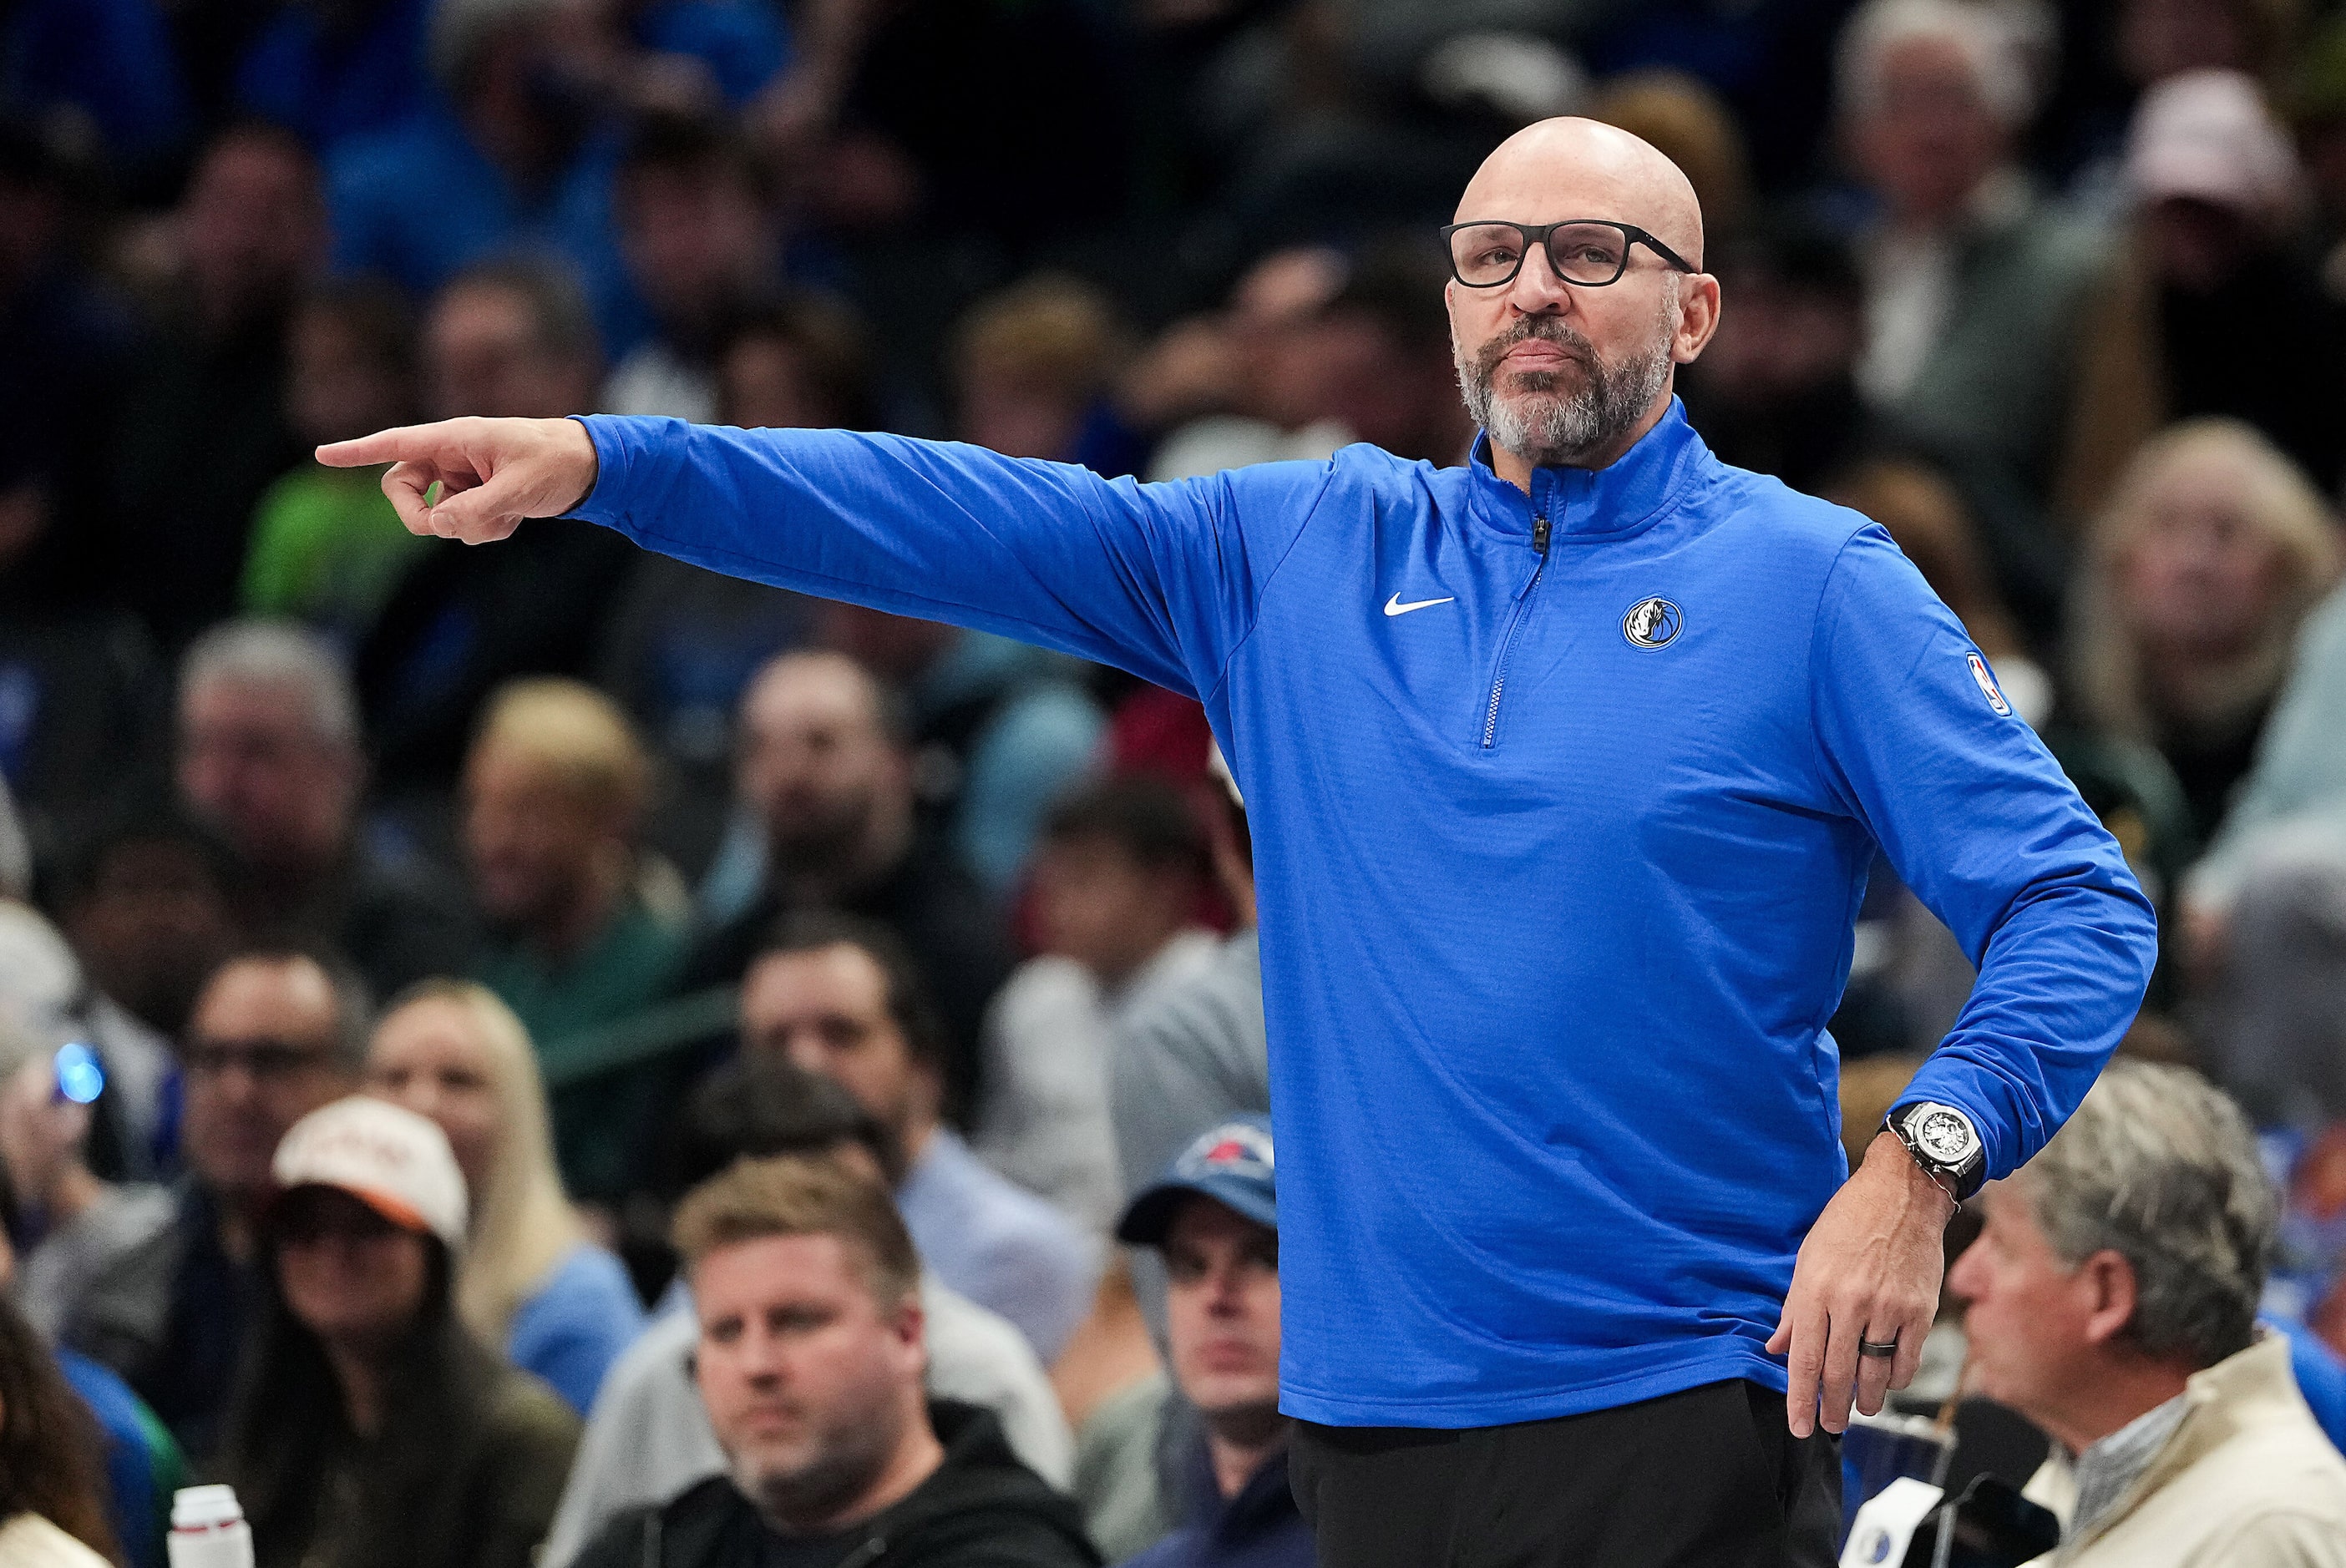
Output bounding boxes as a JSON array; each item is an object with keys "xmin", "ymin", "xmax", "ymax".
[
  {"xmin": 567, "ymin": 417, "xmax": 1335, "ymax": 701},
  {"xmin": 1809, "ymin": 526, "xmax": 2158, "ymax": 1179}
]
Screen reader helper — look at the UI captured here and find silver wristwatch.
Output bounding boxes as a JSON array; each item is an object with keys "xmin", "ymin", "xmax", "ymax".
[{"xmin": 1887, "ymin": 1101, "xmax": 1985, "ymax": 1206}]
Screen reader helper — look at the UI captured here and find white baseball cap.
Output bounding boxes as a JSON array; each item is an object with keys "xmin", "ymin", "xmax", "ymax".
[
  {"xmin": 2126, "ymin": 68, "xmax": 2303, "ymax": 222},
  {"xmin": 272, "ymin": 1095, "xmax": 469, "ymax": 1248}
]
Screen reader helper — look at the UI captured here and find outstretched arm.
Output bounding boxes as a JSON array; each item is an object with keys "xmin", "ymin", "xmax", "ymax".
[{"xmin": 320, "ymin": 415, "xmax": 1330, "ymax": 699}]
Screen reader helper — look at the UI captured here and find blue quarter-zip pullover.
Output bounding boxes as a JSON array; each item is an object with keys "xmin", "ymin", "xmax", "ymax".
[{"xmin": 569, "ymin": 401, "xmax": 2156, "ymax": 1428}]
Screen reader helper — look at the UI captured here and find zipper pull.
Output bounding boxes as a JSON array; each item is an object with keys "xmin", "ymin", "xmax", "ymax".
[{"xmin": 1531, "ymin": 515, "xmax": 1551, "ymax": 554}]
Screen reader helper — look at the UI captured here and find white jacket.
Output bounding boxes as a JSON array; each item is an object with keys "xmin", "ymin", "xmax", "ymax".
[{"xmin": 2024, "ymin": 1334, "xmax": 2346, "ymax": 1566}]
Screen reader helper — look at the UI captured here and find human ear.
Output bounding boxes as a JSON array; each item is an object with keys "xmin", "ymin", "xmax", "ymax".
[
  {"xmin": 1673, "ymin": 275, "xmax": 1723, "ymax": 364},
  {"xmin": 2078, "ymin": 1251, "xmax": 2140, "ymax": 1348}
]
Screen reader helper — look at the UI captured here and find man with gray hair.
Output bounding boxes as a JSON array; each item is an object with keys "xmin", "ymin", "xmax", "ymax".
[
  {"xmin": 1837, "ymin": 0, "xmax": 2103, "ymax": 517},
  {"xmin": 1950, "ymin": 1059, "xmax": 2346, "ymax": 1565},
  {"xmin": 177, "ymin": 619, "xmax": 476, "ymax": 999}
]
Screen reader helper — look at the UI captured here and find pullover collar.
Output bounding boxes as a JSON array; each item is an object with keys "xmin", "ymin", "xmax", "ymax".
[{"xmin": 1465, "ymin": 395, "xmax": 1711, "ymax": 546}]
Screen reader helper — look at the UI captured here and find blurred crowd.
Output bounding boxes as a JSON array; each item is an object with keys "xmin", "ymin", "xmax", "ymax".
[{"xmin": 6, "ymin": 0, "xmax": 2346, "ymax": 1563}]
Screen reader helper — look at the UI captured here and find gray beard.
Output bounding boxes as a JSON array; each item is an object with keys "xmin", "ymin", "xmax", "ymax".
[{"xmin": 1455, "ymin": 293, "xmax": 1678, "ymax": 468}]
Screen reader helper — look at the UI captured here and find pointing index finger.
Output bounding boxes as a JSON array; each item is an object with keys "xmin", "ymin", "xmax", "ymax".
[{"xmin": 317, "ymin": 425, "xmax": 438, "ymax": 468}]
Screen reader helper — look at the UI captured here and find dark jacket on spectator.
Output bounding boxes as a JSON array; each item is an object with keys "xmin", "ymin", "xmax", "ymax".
[
  {"xmin": 60, "ymin": 1181, "xmax": 256, "ymax": 1464},
  {"xmin": 219, "ymin": 1294, "xmax": 577, "ymax": 1568},
  {"xmin": 571, "ymin": 1401, "xmax": 1097, "ymax": 1568},
  {"xmin": 1121, "ymin": 1439, "xmax": 1310, "ymax": 1568}
]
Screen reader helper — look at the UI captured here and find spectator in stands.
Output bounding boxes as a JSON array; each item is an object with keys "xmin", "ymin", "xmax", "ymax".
[
  {"xmin": 324, "ymin": 0, "xmax": 640, "ymax": 351},
  {"xmin": 2066, "ymin": 417, "xmax": 2339, "ymax": 843},
  {"xmin": 1138, "ymin": 248, "xmax": 1356, "ymax": 482},
  {"xmin": 737, "ymin": 913, "xmax": 1093, "ymax": 1363},
  {"xmin": 1310, "ymin": 243, "xmax": 1477, "ymax": 468},
  {"xmin": 713, "ymin": 296, "xmax": 876, "ymax": 434},
  {"xmin": 240, "ymin": 281, "xmax": 429, "ymax": 645},
  {"xmin": 605, "ymin": 112, "xmax": 784, "ymax": 422},
  {"xmin": 47, "ymin": 812, "xmax": 241, "ymax": 1180},
  {"xmin": 2060, "ymin": 68, "xmax": 2346, "ymax": 516},
  {"xmin": 816, "ymin": 603, "xmax": 1104, "ymax": 897},
  {"xmin": 0, "ymin": 994, "xmax": 179, "ymax": 1347},
  {"xmin": 1108, "ymin": 1115, "xmax": 1308, "ymax": 1568},
  {"xmin": 592, "ymin": 295, "xmax": 864, "ymax": 876},
  {"xmin": 109, "ymin": 125, "xmax": 325, "ymax": 651},
  {"xmin": 60, "ymin": 948, "xmax": 363, "ymax": 1459},
  {"xmin": 1837, "ymin": 0, "xmax": 2107, "ymax": 503},
  {"xmin": 364, "ymin": 982, "xmax": 644, "ymax": 1415},
  {"xmin": 1110, "ymin": 747, "xmax": 1267, "ymax": 1341},
  {"xmin": 975, "ymin": 777, "xmax": 1218, "ymax": 1233},
  {"xmin": 0, "ymin": 1286, "xmax": 119, "ymax": 1568},
  {"xmin": 462, "ymin": 678, "xmax": 687, "ymax": 1201},
  {"xmin": 0, "ymin": 1217, "xmax": 180, "ymax": 1568},
  {"xmin": 1948, "ymin": 1060, "xmax": 2346, "ymax": 1562},
  {"xmin": 543, "ymin": 1057, "xmax": 1072, "ymax": 1564},
  {"xmin": 355, "ymin": 260, "xmax": 639, "ymax": 793},
  {"xmin": 54, "ymin": 810, "xmax": 241, "ymax": 1059},
  {"xmin": 217, "ymin": 1095, "xmax": 579, "ymax": 1568},
  {"xmin": 177, "ymin": 621, "xmax": 478, "ymax": 1001},
  {"xmin": 953, "ymin": 274, "xmax": 1146, "ymax": 477},
  {"xmin": 677, "ymin": 653, "xmax": 1014, "ymax": 1106},
  {"xmin": 570, "ymin": 1156, "xmax": 1095, "ymax": 1568}
]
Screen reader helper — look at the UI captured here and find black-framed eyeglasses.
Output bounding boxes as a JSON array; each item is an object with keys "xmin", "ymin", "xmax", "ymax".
[
  {"xmin": 185, "ymin": 1036, "xmax": 334, "ymax": 1083},
  {"xmin": 1440, "ymin": 220, "xmax": 1697, "ymax": 290}
]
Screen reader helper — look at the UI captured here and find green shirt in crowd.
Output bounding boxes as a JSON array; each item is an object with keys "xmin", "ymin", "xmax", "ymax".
[
  {"xmin": 478, "ymin": 898, "xmax": 689, "ymax": 1203},
  {"xmin": 241, "ymin": 463, "xmax": 433, "ymax": 638}
]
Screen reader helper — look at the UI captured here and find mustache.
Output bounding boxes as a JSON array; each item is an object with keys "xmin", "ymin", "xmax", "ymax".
[{"xmin": 1474, "ymin": 316, "xmax": 1597, "ymax": 378}]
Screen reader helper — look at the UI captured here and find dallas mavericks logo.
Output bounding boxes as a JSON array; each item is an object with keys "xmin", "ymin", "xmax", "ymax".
[{"xmin": 1621, "ymin": 597, "xmax": 1681, "ymax": 649}]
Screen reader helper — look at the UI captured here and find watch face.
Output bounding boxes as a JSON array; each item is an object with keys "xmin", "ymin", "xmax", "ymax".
[{"xmin": 1912, "ymin": 1106, "xmax": 1979, "ymax": 1166}]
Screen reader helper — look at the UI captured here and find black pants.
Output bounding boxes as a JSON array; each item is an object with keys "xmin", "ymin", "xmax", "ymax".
[{"xmin": 1290, "ymin": 1380, "xmax": 1842, "ymax": 1568}]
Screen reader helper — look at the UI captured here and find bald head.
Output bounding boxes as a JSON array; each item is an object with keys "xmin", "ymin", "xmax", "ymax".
[
  {"xmin": 1457, "ymin": 119, "xmax": 1705, "ymax": 273},
  {"xmin": 1445, "ymin": 119, "xmax": 1721, "ymax": 483}
]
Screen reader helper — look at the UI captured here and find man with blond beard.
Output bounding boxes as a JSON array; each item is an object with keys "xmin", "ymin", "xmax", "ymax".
[{"xmin": 570, "ymin": 1156, "xmax": 1093, "ymax": 1568}]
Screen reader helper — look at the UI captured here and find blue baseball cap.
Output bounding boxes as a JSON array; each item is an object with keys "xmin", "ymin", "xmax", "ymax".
[{"xmin": 1115, "ymin": 1113, "xmax": 1275, "ymax": 1246}]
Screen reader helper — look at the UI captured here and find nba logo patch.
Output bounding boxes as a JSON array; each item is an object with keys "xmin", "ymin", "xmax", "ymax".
[{"xmin": 1968, "ymin": 652, "xmax": 2012, "ymax": 716}]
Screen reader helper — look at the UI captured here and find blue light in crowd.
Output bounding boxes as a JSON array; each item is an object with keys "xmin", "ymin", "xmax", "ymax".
[{"xmin": 54, "ymin": 1041, "xmax": 105, "ymax": 1105}]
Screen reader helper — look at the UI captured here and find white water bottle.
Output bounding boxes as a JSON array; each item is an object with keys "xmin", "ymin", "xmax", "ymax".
[{"xmin": 166, "ymin": 1485, "xmax": 254, "ymax": 1568}]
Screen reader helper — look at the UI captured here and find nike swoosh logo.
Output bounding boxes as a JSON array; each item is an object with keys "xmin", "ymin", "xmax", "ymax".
[{"xmin": 1384, "ymin": 593, "xmax": 1457, "ymax": 617}]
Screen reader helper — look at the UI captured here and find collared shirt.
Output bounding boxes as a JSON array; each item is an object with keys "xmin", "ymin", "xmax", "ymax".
[
  {"xmin": 2068, "ymin": 1393, "xmax": 2190, "ymax": 1543},
  {"xmin": 897, "ymin": 1127, "xmax": 1098, "ymax": 1364}
]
